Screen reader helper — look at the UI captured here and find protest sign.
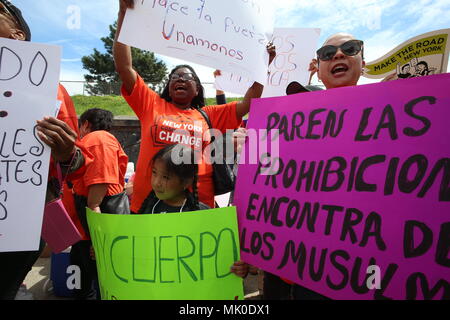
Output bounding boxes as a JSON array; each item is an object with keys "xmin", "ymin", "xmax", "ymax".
[
  {"xmin": 234, "ymin": 74, "xmax": 450, "ymax": 300},
  {"xmin": 87, "ymin": 206, "xmax": 244, "ymax": 300},
  {"xmin": 262, "ymin": 28, "xmax": 321, "ymax": 98},
  {"xmin": 119, "ymin": 0, "xmax": 274, "ymax": 84},
  {"xmin": 0, "ymin": 38, "xmax": 61, "ymax": 252},
  {"xmin": 364, "ymin": 29, "xmax": 450, "ymax": 80},
  {"xmin": 214, "ymin": 70, "xmax": 253, "ymax": 96}
]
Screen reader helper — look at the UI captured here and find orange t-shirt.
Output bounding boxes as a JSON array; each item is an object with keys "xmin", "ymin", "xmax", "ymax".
[
  {"xmin": 57, "ymin": 84, "xmax": 79, "ymax": 134},
  {"xmin": 122, "ymin": 74, "xmax": 242, "ymax": 212},
  {"xmin": 72, "ymin": 130, "xmax": 128, "ymax": 197},
  {"xmin": 48, "ymin": 84, "xmax": 80, "ymax": 179}
]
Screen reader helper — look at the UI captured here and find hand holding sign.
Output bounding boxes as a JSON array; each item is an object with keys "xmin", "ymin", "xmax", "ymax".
[
  {"xmin": 119, "ymin": 0, "xmax": 274, "ymax": 84},
  {"xmin": 36, "ymin": 117, "xmax": 77, "ymax": 163},
  {"xmin": 262, "ymin": 28, "xmax": 321, "ymax": 98},
  {"xmin": 120, "ymin": 0, "xmax": 134, "ymax": 11},
  {"xmin": 267, "ymin": 41, "xmax": 276, "ymax": 65}
]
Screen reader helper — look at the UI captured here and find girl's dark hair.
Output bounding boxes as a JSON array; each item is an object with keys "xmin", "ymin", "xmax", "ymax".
[
  {"xmin": 79, "ymin": 108, "xmax": 114, "ymax": 132},
  {"xmin": 159, "ymin": 64, "xmax": 205, "ymax": 109},
  {"xmin": 152, "ymin": 144, "xmax": 199, "ymax": 207}
]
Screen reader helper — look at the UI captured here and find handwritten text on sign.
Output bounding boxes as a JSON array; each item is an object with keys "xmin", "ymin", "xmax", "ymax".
[
  {"xmin": 88, "ymin": 207, "xmax": 244, "ymax": 300},
  {"xmin": 263, "ymin": 28, "xmax": 321, "ymax": 98},
  {"xmin": 119, "ymin": 0, "xmax": 274, "ymax": 84},
  {"xmin": 235, "ymin": 74, "xmax": 450, "ymax": 300},
  {"xmin": 214, "ymin": 70, "xmax": 253, "ymax": 96},
  {"xmin": 0, "ymin": 38, "xmax": 61, "ymax": 252}
]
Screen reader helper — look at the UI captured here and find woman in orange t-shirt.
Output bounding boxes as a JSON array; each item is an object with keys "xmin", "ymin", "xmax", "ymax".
[
  {"xmin": 71, "ymin": 108, "xmax": 129, "ymax": 300},
  {"xmin": 114, "ymin": 0, "xmax": 275, "ymax": 213}
]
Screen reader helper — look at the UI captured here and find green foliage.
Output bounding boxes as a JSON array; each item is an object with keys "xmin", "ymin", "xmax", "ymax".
[
  {"xmin": 72, "ymin": 95, "xmax": 134, "ymax": 116},
  {"xmin": 72, "ymin": 95, "xmax": 241, "ymax": 116},
  {"xmin": 81, "ymin": 21, "xmax": 168, "ymax": 95}
]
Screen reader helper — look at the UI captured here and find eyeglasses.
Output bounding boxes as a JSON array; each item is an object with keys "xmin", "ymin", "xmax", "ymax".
[
  {"xmin": 316, "ymin": 40, "xmax": 364, "ymax": 61},
  {"xmin": 170, "ymin": 73, "xmax": 196, "ymax": 81}
]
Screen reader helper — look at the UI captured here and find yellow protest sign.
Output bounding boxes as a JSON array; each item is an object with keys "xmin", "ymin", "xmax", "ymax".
[
  {"xmin": 364, "ymin": 29, "xmax": 450, "ymax": 79},
  {"xmin": 87, "ymin": 207, "xmax": 244, "ymax": 300}
]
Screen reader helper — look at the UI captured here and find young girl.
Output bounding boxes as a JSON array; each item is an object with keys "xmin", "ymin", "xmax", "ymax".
[
  {"xmin": 138, "ymin": 144, "xmax": 248, "ymax": 277},
  {"xmin": 138, "ymin": 144, "xmax": 208, "ymax": 214}
]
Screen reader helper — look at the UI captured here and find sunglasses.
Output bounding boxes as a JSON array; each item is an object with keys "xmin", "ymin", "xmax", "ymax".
[
  {"xmin": 170, "ymin": 73, "xmax": 196, "ymax": 81},
  {"xmin": 316, "ymin": 40, "xmax": 364, "ymax": 61}
]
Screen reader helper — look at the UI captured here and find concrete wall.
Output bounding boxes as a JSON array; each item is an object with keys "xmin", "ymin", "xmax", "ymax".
[{"xmin": 109, "ymin": 116, "xmax": 141, "ymax": 165}]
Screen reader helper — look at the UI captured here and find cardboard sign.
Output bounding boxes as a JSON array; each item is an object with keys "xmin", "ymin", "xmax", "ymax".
[
  {"xmin": 87, "ymin": 207, "xmax": 244, "ymax": 300},
  {"xmin": 234, "ymin": 74, "xmax": 450, "ymax": 300},
  {"xmin": 0, "ymin": 38, "xmax": 61, "ymax": 252},
  {"xmin": 119, "ymin": 0, "xmax": 274, "ymax": 84},
  {"xmin": 214, "ymin": 70, "xmax": 253, "ymax": 96},
  {"xmin": 263, "ymin": 28, "xmax": 321, "ymax": 98},
  {"xmin": 364, "ymin": 29, "xmax": 450, "ymax": 80}
]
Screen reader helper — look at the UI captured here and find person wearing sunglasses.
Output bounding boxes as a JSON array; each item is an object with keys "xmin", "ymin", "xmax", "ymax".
[
  {"xmin": 316, "ymin": 33, "xmax": 365, "ymax": 89},
  {"xmin": 0, "ymin": 0, "xmax": 83, "ymax": 300}
]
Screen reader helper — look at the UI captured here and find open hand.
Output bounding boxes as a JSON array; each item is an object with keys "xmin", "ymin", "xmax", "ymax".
[{"xmin": 308, "ymin": 58, "xmax": 318, "ymax": 73}]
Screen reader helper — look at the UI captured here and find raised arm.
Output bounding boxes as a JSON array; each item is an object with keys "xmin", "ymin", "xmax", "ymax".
[
  {"xmin": 235, "ymin": 43, "xmax": 276, "ymax": 119},
  {"xmin": 214, "ymin": 70, "xmax": 227, "ymax": 105},
  {"xmin": 114, "ymin": 0, "xmax": 137, "ymax": 95}
]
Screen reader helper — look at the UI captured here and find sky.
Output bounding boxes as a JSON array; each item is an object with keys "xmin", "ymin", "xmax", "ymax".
[{"xmin": 13, "ymin": 0, "xmax": 450, "ymax": 96}]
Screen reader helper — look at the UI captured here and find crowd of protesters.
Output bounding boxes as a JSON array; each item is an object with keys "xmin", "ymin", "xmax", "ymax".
[{"xmin": 0, "ymin": 0, "xmax": 443, "ymax": 300}]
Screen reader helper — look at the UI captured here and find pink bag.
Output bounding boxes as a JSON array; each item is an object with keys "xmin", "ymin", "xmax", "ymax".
[
  {"xmin": 41, "ymin": 163, "xmax": 82, "ymax": 253},
  {"xmin": 42, "ymin": 198, "xmax": 82, "ymax": 253}
]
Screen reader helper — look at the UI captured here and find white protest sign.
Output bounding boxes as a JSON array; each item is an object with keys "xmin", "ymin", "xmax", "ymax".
[
  {"xmin": 214, "ymin": 70, "xmax": 253, "ymax": 96},
  {"xmin": 262, "ymin": 28, "xmax": 321, "ymax": 98},
  {"xmin": 119, "ymin": 0, "xmax": 274, "ymax": 84},
  {"xmin": 0, "ymin": 38, "xmax": 61, "ymax": 252},
  {"xmin": 364, "ymin": 29, "xmax": 450, "ymax": 80}
]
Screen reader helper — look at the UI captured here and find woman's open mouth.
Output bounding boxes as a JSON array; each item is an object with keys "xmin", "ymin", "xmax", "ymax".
[{"xmin": 331, "ymin": 63, "xmax": 349, "ymax": 76}]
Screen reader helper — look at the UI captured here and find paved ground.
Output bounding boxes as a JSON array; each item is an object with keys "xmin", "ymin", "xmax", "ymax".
[{"xmin": 21, "ymin": 255, "xmax": 262, "ymax": 300}]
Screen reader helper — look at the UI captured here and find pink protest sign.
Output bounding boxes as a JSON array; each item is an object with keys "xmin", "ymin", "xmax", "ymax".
[{"xmin": 234, "ymin": 73, "xmax": 450, "ymax": 300}]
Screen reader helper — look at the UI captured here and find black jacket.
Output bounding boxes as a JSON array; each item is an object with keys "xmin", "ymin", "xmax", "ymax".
[{"xmin": 137, "ymin": 191, "xmax": 210, "ymax": 214}]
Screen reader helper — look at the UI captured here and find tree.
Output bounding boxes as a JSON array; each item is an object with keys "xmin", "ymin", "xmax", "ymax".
[{"xmin": 82, "ymin": 21, "xmax": 167, "ymax": 95}]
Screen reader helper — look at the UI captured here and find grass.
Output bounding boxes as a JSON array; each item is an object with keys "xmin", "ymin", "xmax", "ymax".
[{"xmin": 71, "ymin": 95, "xmax": 242, "ymax": 116}]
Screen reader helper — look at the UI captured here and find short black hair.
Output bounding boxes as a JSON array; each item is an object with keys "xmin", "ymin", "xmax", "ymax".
[
  {"xmin": 152, "ymin": 144, "xmax": 199, "ymax": 206},
  {"xmin": 159, "ymin": 64, "xmax": 205, "ymax": 109},
  {"xmin": 402, "ymin": 64, "xmax": 410, "ymax": 72},
  {"xmin": 79, "ymin": 108, "xmax": 114, "ymax": 132}
]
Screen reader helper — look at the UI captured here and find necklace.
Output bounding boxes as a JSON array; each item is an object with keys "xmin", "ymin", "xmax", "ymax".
[{"xmin": 151, "ymin": 198, "xmax": 187, "ymax": 214}]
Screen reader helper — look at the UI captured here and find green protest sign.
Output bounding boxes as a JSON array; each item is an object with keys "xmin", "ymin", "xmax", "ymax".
[{"xmin": 87, "ymin": 207, "xmax": 243, "ymax": 300}]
